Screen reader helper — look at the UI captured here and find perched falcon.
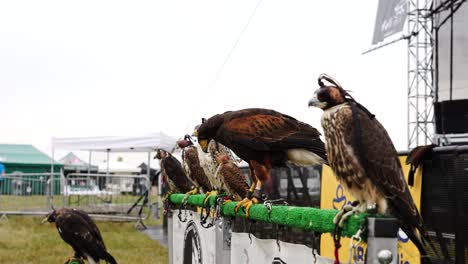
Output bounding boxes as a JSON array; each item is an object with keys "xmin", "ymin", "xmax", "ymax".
[
  {"xmin": 195, "ymin": 108, "xmax": 327, "ymax": 217},
  {"xmin": 406, "ymin": 144, "xmax": 436, "ymax": 186},
  {"xmin": 308, "ymin": 74, "xmax": 428, "ymax": 255},
  {"xmin": 177, "ymin": 135, "xmax": 213, "ymax": 194},
  {"xmin": 154, "ymin": 149, "xmax": 193, "ymax": 194},
  {"xmin": 42, "ymin": 208, "xmax": 117, "ymax": 264}
]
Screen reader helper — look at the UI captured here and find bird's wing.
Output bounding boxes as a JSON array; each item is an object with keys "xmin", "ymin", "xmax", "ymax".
[
  {"xmin": 71, "ymin": 209, "xmax": 105, "ymax": 245},
  {"xmin": 184, "ymin": 146, "xmax": 213, "ymax": 191},
  {"xmin": 337, "ymin": 105, "xmax": 423, "ymax": 231},
  {"xmin": 222, "ymin": 112, "xmax": 325, "ymax": 157},
  {"xmin": 162, "ymin": 156, "xmax": 193, "ymax": 193},
  {"xmin": 181, "ymin": 150, "xmax": 192, "ymax": 181},
  {"xmin": 406, "ymin": 144, "xmax": 435, "ymax": 166},
  {"xmin": 218, "ymin": 161, "xmax": 249, "ymax": 200},
  {"xmin": 56, "ymin": 211, "xmax": 107, "ymax": 260}
]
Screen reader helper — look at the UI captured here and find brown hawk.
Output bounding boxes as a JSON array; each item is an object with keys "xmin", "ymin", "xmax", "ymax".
[
  {"xmin": 195, "ymin": 108, "xmax": 327, "ymax": 217},
  {"xmin": 42, "ymin": 208, "xmax": 117, "ymax": 264},
  {"xmin": 308, "ymin": 74, "xmax": 428, "ymax": 256},
  {"xmin": 177, "ymin": 135, "xmax": 213, "ymax": 194},
  {"xmin": 154, "ymin": 149, "xmax": 193, "ymax": 194}
]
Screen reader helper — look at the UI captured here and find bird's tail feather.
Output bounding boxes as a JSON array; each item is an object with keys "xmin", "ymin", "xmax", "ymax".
[
  {"xmin": 104, "ymin": 252, "xmax": 117, "ymax": 264},
  {"xmin": 404, "ymin": 226, "xmax": 434, "ymax": 264}
]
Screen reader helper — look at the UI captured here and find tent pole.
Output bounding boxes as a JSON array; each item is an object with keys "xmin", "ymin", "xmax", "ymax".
[
  {"xmin": 106, "ymin": 149, "xmax": 110, "ymax": 197},
  {"xmin": 147, "ymin": 152, "xmax": 151, "ymax": 192},
  {"xmin": 88, "ymin": 151, "xmax": 92, "ymax": 175},
  {"xmin": 106, "ymin": 149, "xmax": 110, "ymax": 176},
  {"xmin": 49, "ymin": 146, "xmax": 55, "ymax": 209},
  {"xmin": 88, "ymin": 150, "xmax": 92, "ymax": 198}
]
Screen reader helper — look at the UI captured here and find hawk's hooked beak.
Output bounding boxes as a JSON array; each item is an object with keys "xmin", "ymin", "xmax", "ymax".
[
  {"xmin": 308, "ymin": 93, "xmax": 327, "ymax": 109},
  {"xmin": 41, "ymin": 216, "xmax": 49, "ymax": 224},
  {"xmin": 199, "ymin": 139, "xmax": 208, "ymax": 153}
]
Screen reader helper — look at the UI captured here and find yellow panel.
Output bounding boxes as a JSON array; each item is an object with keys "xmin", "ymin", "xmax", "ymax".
[{"xmin": 320, "ymin": 157, "xmax": 423, "ymax": 264}]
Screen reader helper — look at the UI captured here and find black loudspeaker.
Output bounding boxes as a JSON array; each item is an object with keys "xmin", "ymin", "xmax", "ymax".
[
  {"xmin": 434, "ymin": 99, "xmax": 468, "ymax": 134},
  {"xmin": 421, "ymin": 146, "xmax": 468, "ymax": 263}
]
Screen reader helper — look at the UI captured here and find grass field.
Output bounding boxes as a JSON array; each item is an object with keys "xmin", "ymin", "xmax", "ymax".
[{"xmin": 0, "ymin": 216, "xmax": 168, "ymax": 264}]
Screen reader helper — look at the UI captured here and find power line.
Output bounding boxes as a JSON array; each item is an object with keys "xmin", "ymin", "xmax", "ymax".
[
  {"xmin": 207, "ymin": 0, "xmax": 264, "ymax": 90},
  {"xmin": 181, "ymin": 0, "xmax": 264, "ymax": 134}
]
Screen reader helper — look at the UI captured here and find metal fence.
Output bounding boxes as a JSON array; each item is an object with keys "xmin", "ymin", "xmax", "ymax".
[
  {"xmin": 0, "ymin": 172, "xmax": 156, "ymax": 222},
  {"xmin": 0, "ymin": 172, "xmax": 61, "ymax": 212},
  {"xmin": 63, "ymin": 173, "xmax": 151, "ymax": 218}
]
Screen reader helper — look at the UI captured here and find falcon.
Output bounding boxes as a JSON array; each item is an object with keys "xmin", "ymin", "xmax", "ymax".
[
  {"xmin": 42, "ymin": 208, "xmax": 117, "ymax": 264},
  {"xmin": 154, "ymin": 149, "xmax": 193, "ymax": 194},
  {"xmin": 308, "ymin": 74, "xmax": 428, "ymax": 255},
  {"xmin": 177, "ymin": 135, "xmax": 213, "ymax": 195},
  {"xmin": 195, "ymin": 108, "xmax": 327, "ymax": 217}
]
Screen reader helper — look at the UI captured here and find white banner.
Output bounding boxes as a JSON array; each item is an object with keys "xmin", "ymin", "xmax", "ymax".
[
  {"xmin": 231, "ymin": 233, "xmax": 333, "ymax": 264},
  {"xmin": 170, "ymin": 211, "xmax": 218, "ymax": 264},
  {"xmin": 169, "ymin": 211, "xmax": 335, "ymax": 264}
]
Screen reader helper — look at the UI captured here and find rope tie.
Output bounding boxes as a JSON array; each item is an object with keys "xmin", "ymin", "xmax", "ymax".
[{"xmin": 333, "ymin": 224, "xmax": 343, "ymax": 264}]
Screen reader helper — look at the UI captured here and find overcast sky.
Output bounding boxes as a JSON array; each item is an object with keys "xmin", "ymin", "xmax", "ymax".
[{"xmin": 0, "ymin": 0, "xmax": 408, "ymax": 163}]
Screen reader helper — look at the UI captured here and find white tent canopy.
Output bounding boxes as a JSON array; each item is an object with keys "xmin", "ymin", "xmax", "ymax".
[
  {"xmin": 52, "ymin": 132, "xmax": 177, "ymax": 152},
  {"xmin": 97, "ymin": 159, "xmax": 141, "ymax": 173}
]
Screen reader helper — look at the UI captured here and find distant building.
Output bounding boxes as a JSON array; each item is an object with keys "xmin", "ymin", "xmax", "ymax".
[{"xmin": 60, "ymin": 152, "xmax": 98, "ymax": 174}]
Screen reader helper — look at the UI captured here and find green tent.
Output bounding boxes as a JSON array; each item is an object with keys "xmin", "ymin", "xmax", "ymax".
[{"xmin": 0, "ymin": 144, "xmax": 62, "ymax": 195}]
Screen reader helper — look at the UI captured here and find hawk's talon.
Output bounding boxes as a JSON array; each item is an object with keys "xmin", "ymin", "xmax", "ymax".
[
  {"xmin": 235, "ymin": 197, "xmax": 259, "ymax": 218},
  {"xmin": 203, "ymin": 190, "xmax": 219, "ymax": 205},
  {"xmin": 333, "ymin": 202, "xmax": 360, "ymax": 227}
]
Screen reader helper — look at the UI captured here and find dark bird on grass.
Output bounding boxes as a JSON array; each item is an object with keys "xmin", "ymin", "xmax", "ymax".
[
  {"xmin": 42, "ymin": 208, "xmax": 117, "ymax": 264},
  {"xmin": 308, "ymin": 74, "xmax": 429, "ymax": 256},
  {"xmin": 195, "ymin": 108, "xmax": 327, "ymax": 217},
  {"xmin": 406, "ymin": 144, "xmax": 436, "ymax": 186},
  {"xmin": 177, "ymin": 135, "xmax": 214, "ymax": 194},
  {"xmin": 154, "ymin": 149, "xmax": 193, "ymax": 194}
]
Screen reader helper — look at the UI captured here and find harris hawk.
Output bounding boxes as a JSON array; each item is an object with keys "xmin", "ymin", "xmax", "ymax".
[
  {"xmin": 154, "ymin": 149, "xmax": 193, "ymax": 194},
  {"xmin": 177, "ymin": 135, "xmax": 214, "ymax": 195},
  {"xmin": 308, "ymin": 74, "xmax": 429, "ymax": 256},
  {"xmin": 214, "ymin": 153, "xmax": 249, "ymax": 201},
  {"xmin": 178, "ymin": 136, "xmax": 245, "ymax": 202},
  {"xmin": 195, "ymin": 108, "xmax": 327, "ymax": 217},
  {"xmin": 42, "ymin": 208, "xmax": 117, "ymax": 264}
]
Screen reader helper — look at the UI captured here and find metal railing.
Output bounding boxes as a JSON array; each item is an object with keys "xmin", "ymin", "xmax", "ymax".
[
  {"xmin": 63, "ymin": 173, "xmax": 152, "ymax": 219},
  {"xmin": 0, "ymin": 172, "xmax": 157, "ymax": 223},
  {"xmin": 0, "ymin": 172, "xmax": 61, "ymax": 212}
]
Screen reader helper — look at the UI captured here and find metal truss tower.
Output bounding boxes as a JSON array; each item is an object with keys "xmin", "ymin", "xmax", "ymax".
[{"xmin": 407, "ymin": 0, "xmax": 435, "ymax": 149}]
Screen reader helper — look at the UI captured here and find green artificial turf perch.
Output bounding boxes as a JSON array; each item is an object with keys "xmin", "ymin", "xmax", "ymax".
[{"xmin": 169, "ymin": 193, "xmax": 370, "ymax": 238}]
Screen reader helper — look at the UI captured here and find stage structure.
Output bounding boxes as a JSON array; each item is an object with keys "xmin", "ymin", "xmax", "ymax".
[
  {"xmin": 368, "ymin": 0, "xmax": 467, "ymax": 148},
  {"xmin": 407, "ymin": 0, "xmax": 434, "ymax": 149},
  {"xmin": 432, "ymin": 0, "xmax": 468, "ymax": 145}
]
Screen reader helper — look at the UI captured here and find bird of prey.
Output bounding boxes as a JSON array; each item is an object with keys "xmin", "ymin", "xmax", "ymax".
[
  {"xmin": 195, "ymin": 108, "xmax": 327, "ymax": 217},
  {"xmin": 154, "ymin": 149, "xmax": 193, "ymax": 194},
  {"xmin": 42, "ymin": 208, "xmax": 117, "ymax": 264},
  {"xmin": 215, "ymin": 153, "xmax": 249, "ymax": 201},
  {"xmin": 308, "ymin": 74, "xmax": 428, "ymax": 255},
  {"xmin": 177, "ymin": 135, "xmax": 213, "ymax": 194},
  {"xmin": 178, "ymin": 136, "xmax": 243, "ymax": 202},
  {"xmin": 406, "ymin": 144, "xmax": 436, "ymax": 186}
]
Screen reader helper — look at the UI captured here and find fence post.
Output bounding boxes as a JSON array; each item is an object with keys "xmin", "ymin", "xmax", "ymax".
[{"xmin": 366, "ymin": 217, "xmax": 399, "ymax": 264}]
